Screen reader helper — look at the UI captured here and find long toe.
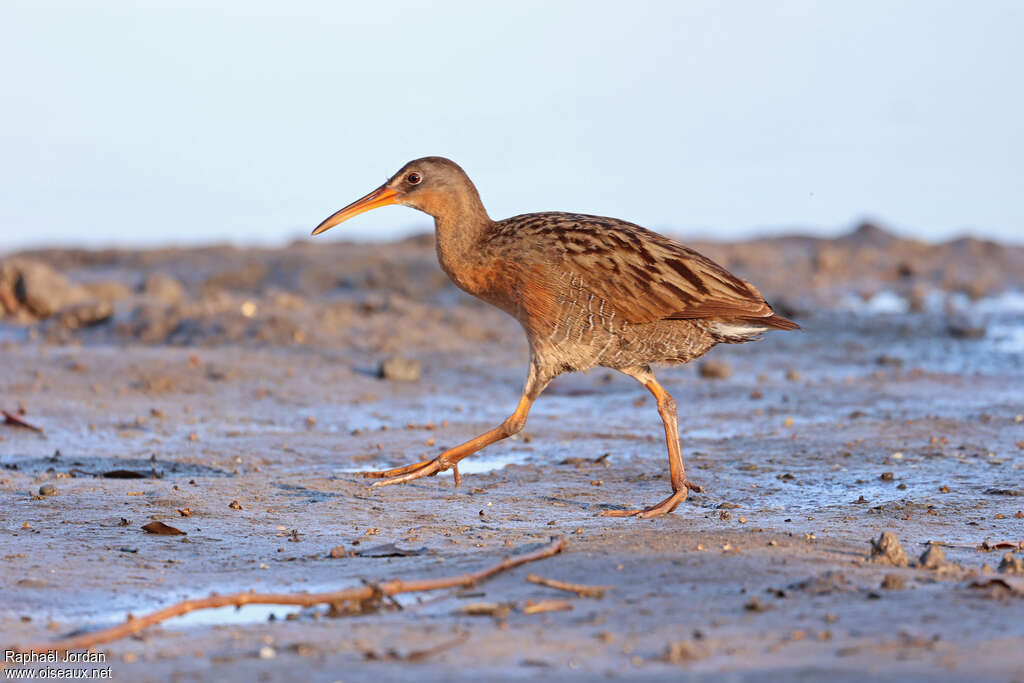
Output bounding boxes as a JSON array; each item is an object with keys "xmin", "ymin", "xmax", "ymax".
[
  {"xmin": 370, "ymin": 458, "xmax": 444, "ymax": 487},
  {"xmin": 636, "ymin": 488, "xmax": 688, "ymax": 518},
  {"xmin": 600, "ymin": 508, "xmax": 642, "ymax": 518},
  {"xmin": 362, "ymin": 458, "xmax": 435, "ymax": 479},
  {"xmin": 600, "ymin": 488, "xmax": 689, "ymax": 519}
]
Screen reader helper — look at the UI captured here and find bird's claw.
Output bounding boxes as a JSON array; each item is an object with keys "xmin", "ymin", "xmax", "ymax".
[
  {"xmin": 365, "ymin": 457, "xmax": 460, "ymax": 488},
  {"xmin": 599, "ymin": 485, "xmax": 693, "ymax": 519}
]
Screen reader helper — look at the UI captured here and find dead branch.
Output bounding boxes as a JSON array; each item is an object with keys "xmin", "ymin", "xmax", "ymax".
[
  {"xmin": 15, "ymin": 537, "xmax": 566, "ymax": 654},
  {"xmin": 525, "ymin": 573, "xmax": 610, "ymax": 598},
  {"xmin": 363, "ymin": 631, "xmax": 470, "ymax": 661},
  {"xmin": 522, "ymin": 599, "xmax": 573, "ymax": 615},
  {"xmin": 2, "ymin": 410, "xmax": 43, "ymax": 433}
]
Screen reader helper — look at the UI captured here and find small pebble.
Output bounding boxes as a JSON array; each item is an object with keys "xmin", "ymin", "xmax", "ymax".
[
  {"xmin": 38, "ymin": 484, "xmax": 57, "ymax": 497},
  {"xmin": 698, "ymin": 360, "xmax": 732, "ymax": 380},
  {"xmin": 881, "ymin": 573, "xmax": 905, "ymax": 590},
  {"xmin": 378, "ymin": 357, "xmax": 422, "ymax": 382}
]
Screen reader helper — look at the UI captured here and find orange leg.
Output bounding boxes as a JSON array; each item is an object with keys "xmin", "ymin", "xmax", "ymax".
[
  {"xmin": 603, "ymin": 370, "xmax": 701, "ymax": 519},
  {"xmin": 363, "ymin": 393, "xmax": 536, "ymax": 488}
]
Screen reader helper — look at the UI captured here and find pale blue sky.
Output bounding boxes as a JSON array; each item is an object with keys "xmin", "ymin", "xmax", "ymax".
[{"xmin": 1, "ymin": 1, "xmax": 1021, "ymax": 250}]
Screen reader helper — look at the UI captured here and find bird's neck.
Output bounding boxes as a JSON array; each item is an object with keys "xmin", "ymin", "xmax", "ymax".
[{"xmin": 432, "ymin": 191, "xmax": 493, "ymax": 283}]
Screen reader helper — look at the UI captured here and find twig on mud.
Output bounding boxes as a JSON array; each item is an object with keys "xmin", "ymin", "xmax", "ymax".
[
  {"xmin": 978, "ymin": 541, "xmax": 1024, "ymax": 552},
  {"xmin": 2, "ymin": 410, "xmax": 43, "ymax": 433},
  {"xmin": 453, "ymin": 602, "xmax": 512, "ymax": 618},
  {"xmin": 924, "ymin": 540, "xmax": 1024, "ymax": 552},
  {"xmin": 15, "ymin": 537, "xmax": 566, "ymax": 654},
  {"xmin": 525, "ymin": 573, "xmax": 610, "ymax": 598},
  {"xmin": 364, "ymin": 631, "xmax": 470, "ymax": 662},
  {"xmin": 522, "ymin": 599, "xmax": 573, "ymax": 615}
]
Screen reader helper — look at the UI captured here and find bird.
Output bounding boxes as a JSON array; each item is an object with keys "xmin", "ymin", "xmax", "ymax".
[{"xmin": 312, "ymin": 157, "xmax": 798, "ymax": 518}]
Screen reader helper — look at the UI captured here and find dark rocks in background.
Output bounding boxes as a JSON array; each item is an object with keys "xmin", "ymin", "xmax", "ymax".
[
  {"xmin": 379, "ymin": 356, "xmax": 422, "ymax": 382},
  {"xmin": 59, "ymin": 301, "xmax": 114, "ymax": 330},
  {"xmin": 947, "ymin": 323, "xmax": 986, "ymax": 339},
  {"xmin": 143, "ymin": 272, "xmax": 187, "ymax": 305},
  {"xmin": 121, "ymin": 303, "xmax": 182, "ymax": 344},
  {"xmin": 838, "ymin": 221, "xmax": 899, "ymax": 249},
  {"xmin": 81, "ymin": 280, "xmax": 133, "ymax": 302},
  {"xmin": 0, "ymin": 258, "xmax": 118, "ymax": 331},
  {"xmin": 201, "ymin": 263, "xmax": 270, "ymax": 297},
  {"xmin": 1, "ymin": 223, "xmax": 1022, "ymax": 350},
  {"xmin": 1, "ymin": 258, "xmax": 85, "ymax": 317}
]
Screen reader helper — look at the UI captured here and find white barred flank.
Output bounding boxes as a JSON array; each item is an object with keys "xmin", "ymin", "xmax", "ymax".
[{"xmin": 708, "ymin": 320, "xmax": 769, "ymax": 343}]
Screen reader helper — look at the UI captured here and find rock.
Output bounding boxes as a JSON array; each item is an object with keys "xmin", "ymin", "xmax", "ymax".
[
  {"xmin": 999, "ymin": 553, "xmax": 1024, "ymax": 575},
  {"xmin": 1, "ymin": 258, "xmax": 84, "ymax": 318},
  {"xmin": 698, "ymin": 360, "xmax": 732, "ymax": 380},
  {"xmin": 743, "ymin": 596, "xmax": 772, "ymax": 612},
  {"xmin": 143, "ymin": 273, "xmax": 187, "ymax": 305},
  {"xmin": 82, "ymin": 280, "xmax": 133, "ymax": 302},
  {"xmin": 269, "ymin": 290, "xmax": 306, "ymax": 311},
  {"xmin": 328, "ymin": 545, "xmax": 348, "ymax": 559},
  {"xmin": 789, "ymin": 571, "xmax": 852, "ymax": 595},
  {"xmin": 59, "ymin": 301, "xmax": 114, "ymax": 329},
  {"xmin": 124, "ymin": 303, "xmax": 181, "ymax": 344},
  {"xmin": 379, "ymin": 356, "xmax": 422, "ymax": 382},
  {"xmin": 870, "ymin": 531, "xmax": 908, "ymax": 567},
  {"xmin": 908, "ymin": 285, "xmax": 928, "ymax": 313},
  {"xmin": 880, "ymin": 573, "xmax": 905, "ymax": 590},
  {"xmin": 662, "ymin": 640, "xmax": 705, "ymax": 663},
  {"xmin": 947, "ymin": 323, "xmax": 985, "ymax": 339},
  {"xmin": 38, "ymin": 484, "xmax": 57, "ymax": 497},
  {"xmin": 983, "ymin": 488, "xmax": 1024, "ymax": 497},
  {"xmin": 918, "ymin": 544, "xmax": 950, "ymax": 570},
  {"xmin": 841, "ymin": 221, "xmax": 898, "ymax": 248}
]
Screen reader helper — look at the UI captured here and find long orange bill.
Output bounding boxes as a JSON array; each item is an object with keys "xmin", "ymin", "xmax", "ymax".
[{"xmin": 312, "ymin": 185, "xmax": 399, "ymax": 236}]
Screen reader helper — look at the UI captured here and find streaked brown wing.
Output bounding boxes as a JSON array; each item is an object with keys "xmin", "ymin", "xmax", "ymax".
[{"xmin": 514, "ymin": 213, "xmax": 777, "ymax": 325}]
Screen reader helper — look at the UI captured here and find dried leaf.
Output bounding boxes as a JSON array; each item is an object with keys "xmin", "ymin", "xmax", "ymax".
[
  {"xmin": 2, "ymin": 410, "xmax": 43, "ymax": 433},
  {"xmin": 141, "ymin": 521, "xmax": 185, "ymax": 536},
  {"xmin": 103, "ymin": 469, "xmax": 158, "ymax": 479},
  {"xmin": 967, "ymin": 577, "xmax": 1024, "ymax": 598}
]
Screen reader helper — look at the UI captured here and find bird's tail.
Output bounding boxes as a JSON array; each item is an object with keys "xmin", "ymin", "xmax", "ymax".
[
  {"xmin": 749, "ymin": 314, "xmax": 800, "ymax": 331},
  {"xmin": 708, "ymin": 313, "xmax": 800, "ymax": 344}
]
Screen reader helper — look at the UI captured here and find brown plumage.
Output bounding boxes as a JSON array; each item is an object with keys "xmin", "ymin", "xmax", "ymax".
[{"xmin": 313, "ymin": 156, "xmax": 798, "ymax": 518}]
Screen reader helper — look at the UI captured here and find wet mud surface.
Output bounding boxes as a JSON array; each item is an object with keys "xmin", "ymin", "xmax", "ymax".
[{"xmin": 2, "ymin": 229, "xmax": 1023, "ymax": 681}]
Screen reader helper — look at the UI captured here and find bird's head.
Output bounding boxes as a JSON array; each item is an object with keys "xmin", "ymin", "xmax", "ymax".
[{"xmin": 312, "ymin": 156, "xmax": 485, "ymax": 236}]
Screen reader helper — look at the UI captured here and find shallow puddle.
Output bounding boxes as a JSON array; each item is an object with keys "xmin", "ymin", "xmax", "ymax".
[{"xmin": 336, "ymin": 449, "xmax": 533, "ymax": 477}]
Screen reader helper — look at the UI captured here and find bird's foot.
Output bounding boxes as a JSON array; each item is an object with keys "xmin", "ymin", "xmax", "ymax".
[
  {"xmin": 601, "ymin": 480, "xmax": 700, "ymax": 519},
  {"xmin": 362, "ymin": 457, "xmax": 461, "ymax": 488}
]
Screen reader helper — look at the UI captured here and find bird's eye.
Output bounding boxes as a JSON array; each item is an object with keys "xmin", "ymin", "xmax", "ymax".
[{"xmin": 406, "ymin": 172, "xmax": 422, "ymax": 185}]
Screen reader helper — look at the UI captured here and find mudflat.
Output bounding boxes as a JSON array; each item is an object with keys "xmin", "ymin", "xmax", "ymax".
[{"xmin": 2, "ymin": 225, "xmax": 1023, "ymax": 681}]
